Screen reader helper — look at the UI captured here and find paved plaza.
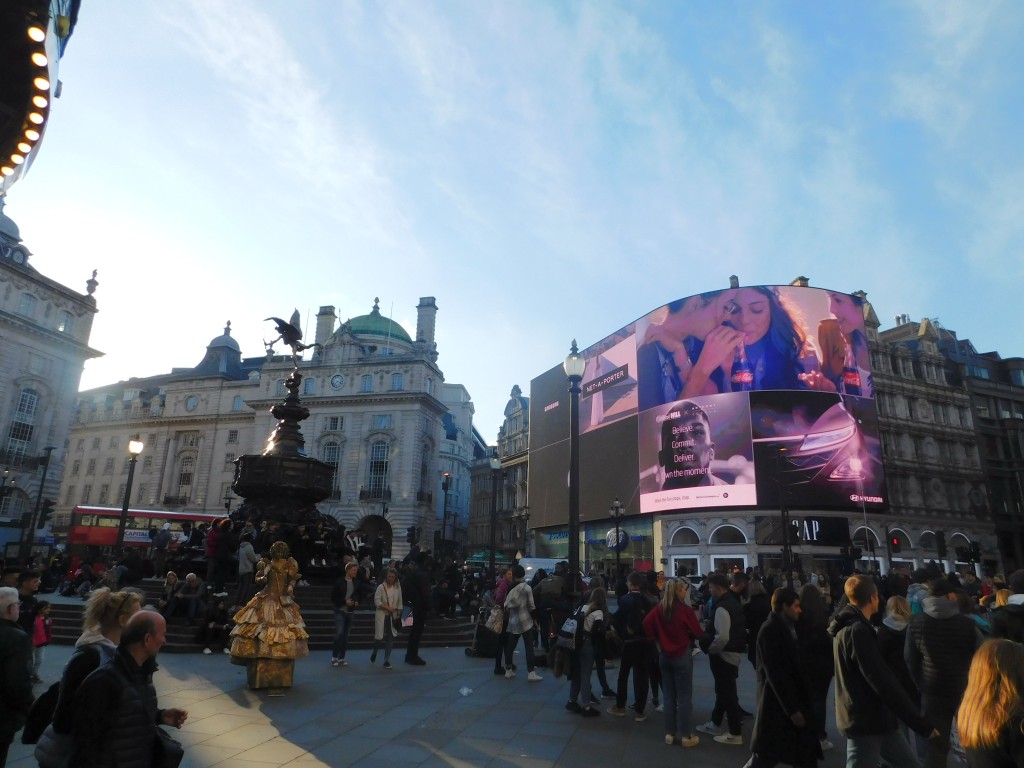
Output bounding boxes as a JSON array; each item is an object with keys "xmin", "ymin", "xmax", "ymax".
[{"xmin": 8, "ymin": 641, "xmax": 851, "ymax": 768}]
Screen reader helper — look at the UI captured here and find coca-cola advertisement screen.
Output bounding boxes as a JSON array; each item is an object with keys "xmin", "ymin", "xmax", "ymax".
[{"xmin": 528, "ymin": 285, "xmax": 886, "ymax": 527}]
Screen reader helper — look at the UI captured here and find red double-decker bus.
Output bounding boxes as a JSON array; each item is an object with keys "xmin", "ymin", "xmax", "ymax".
[{"xmin": 67, "ymin": 506, "xmax": 223, "ymax": 554}]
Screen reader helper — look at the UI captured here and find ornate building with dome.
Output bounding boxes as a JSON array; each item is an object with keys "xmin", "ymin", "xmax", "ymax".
[
  {"xmin": 0, "ymin": 199, "xmax": 101, "ymax": 558},
  {"xmin": 52, "ymin": 296, "xmax": 478, "ymax": 559}
]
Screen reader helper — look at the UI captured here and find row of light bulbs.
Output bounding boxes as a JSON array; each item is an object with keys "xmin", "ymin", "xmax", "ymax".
[{"xmin": 1, "ymin": 22, "xmax": 52, "ymax": 180}]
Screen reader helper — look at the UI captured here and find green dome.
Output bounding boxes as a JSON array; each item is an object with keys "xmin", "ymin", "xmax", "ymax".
[{"xmin": 345, "ymin": 298, "xmax": 412, "ymax": 343}]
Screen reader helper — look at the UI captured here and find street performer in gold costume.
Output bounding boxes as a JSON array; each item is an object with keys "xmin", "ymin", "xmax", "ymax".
[{"xmin": 230, "ymin": 541, "xmax": 309, "ymax": 688}]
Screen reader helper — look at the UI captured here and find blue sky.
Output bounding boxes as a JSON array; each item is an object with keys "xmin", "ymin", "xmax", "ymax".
[{"xmin": 7, "ymin": 1, "xmax": 1023, "ymax": 438}]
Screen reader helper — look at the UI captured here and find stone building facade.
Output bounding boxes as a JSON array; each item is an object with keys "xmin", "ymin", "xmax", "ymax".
[
  {"xmin": 0, "ymin": 201, "xmax": 100, "ymax": 558},
  {"xmin": 53, "ymin": 297, "xmax": 477, "ymax": 560}
]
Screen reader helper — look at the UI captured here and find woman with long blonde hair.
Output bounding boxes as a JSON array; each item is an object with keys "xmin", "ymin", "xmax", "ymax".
[
  {"xmin": 957, "ymin": 639, "xmax": 1024, "ymax": 767},
  {"xmin": 642, "ymin": 578, "xmax": 704, "ymax": 747}
]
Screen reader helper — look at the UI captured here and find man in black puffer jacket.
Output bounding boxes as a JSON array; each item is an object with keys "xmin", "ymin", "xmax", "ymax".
[
  {"xmin": 70, "ymin": 612, "xmax": 188, "ymax": 768},
  {"xmin": 830, "ymin": 574, "xmax": 937, "ymax": 768},
  {"xmin": 905, "ymin": 578, "xmax": 983, "ymax": 768}
]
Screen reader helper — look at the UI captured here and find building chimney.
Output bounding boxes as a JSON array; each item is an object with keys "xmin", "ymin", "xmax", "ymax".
[
  {"xmin": 790, "ymin": 276, "xmax": 810, "ymax": 287},
  {"xmin": 416, "ymin": 297, "xmax": 438, "ymax": 345},
  {"xmin": 315, "ymin": 306, "xmax": 337, "ymax": 347},
  {"xmin": 729, "ymin": 275, "xmax": 739, "ymax": 289}
]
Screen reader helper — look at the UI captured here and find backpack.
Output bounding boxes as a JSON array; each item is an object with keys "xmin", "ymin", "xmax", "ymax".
[
  {"xmin": 153, "ymin": 528, "xmax": 171, "ymax": 549},
  {"xmin": 21, "ymin": 681, "xmax": 60, "ymax": 744},
  {"xmin": 555, "ymin": 606, "xmax": 585, "ymax": 650}
]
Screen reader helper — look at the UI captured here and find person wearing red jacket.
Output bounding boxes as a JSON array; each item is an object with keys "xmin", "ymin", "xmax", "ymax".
[
  {"xmin": 31, "ymin": 599, "xmax": 52, "ymax": 682},
  {"xmin": 643, "ymin": 577, "xmax": 704, "ymax": 747}
]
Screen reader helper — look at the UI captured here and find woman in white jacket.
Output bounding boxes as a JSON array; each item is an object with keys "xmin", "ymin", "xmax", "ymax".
[{"xmin": 371, "ymin": 568, "xmax": 403, "ymax": 669}]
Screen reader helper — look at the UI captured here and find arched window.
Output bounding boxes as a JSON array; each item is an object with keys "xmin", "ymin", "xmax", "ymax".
[
  {"xmin": 368, "ymin": 441, "xmax": 389, "ymax": 496},
  {"xmin": 710, "ymin": 525, "xmax": 747, "ymax": 545},
  {"xmin": 6, "ymin": 388, "xmax": 39, "ymax": 462},
  {"xmin": 232, "ymin": 395, "xmax": 245, "ymax": 412},
  {"xmin": 321, "ymin": 441, "xmax": 341, "ymax": 497},
  {"xmin": 671, "ymin": 527, "xmax": 700, "ymax": 546}
]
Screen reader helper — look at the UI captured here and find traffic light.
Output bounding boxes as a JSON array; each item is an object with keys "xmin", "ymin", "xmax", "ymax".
[
  {"xmin": 955, "ymin": 545, "xmax": 970, "ymax": 562},
  {"xmin": 37, "ymin": 499, "xmax": 55, "ymax": 528},
  {"xmin": 970, "ymin": 541, "xmax": 982, "ymax": 563},
  {"xmin": 936, "ymin": 531, "xmax": 947, "ymax": 559},
  {"xmin": 849, "ymin": 546, "xmax": 863, "ymax": 561},
  {"xmin": 890, "ymin": 534, "xmax": 901, "ymax": 554}
]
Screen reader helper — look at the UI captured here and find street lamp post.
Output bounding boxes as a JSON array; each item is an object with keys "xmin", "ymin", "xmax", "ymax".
[
  {"xmin": 609, "ymin": 497, "xmax": 623, "ymax": 592},
  {"xmin": 20, "ymin": 446, "xmax": 56, "ymax": 562},
  {"xmin": 849, "ymin": 456, "xmax": 875, "ymax": 572},
  {"xmin": 115, "ymin": 438, "xmax": 144, "ymax": 553},
  {"xmin": 488, "ymin": 456, "xmax": 501, "ymax": 583},
  {"xmin": 441, "ymin": 471, "xmax": 451, "ymax": 559},
  {"xmin": 776, "ymin": 447, "xmax": 793, "ymax": 576},
  {"xmin": 564, "ymin": 340, "xmax": 585, "ymax": 591}
]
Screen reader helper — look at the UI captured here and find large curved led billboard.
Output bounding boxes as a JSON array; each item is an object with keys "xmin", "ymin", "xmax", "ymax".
[{"xmin": 528, "ymin": 285, "xmax": 886, "ymax": 527}]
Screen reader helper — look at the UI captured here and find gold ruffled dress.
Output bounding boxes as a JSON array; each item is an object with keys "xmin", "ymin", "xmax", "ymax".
[{"xmin": 230, "ymin": 554, "xmax": 309, "ymax": 659}]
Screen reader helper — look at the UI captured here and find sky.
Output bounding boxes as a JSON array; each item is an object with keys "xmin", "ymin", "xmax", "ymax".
[{"xmin": 6, "ymin": 1, "xmax": 1023, "ymax": 439}]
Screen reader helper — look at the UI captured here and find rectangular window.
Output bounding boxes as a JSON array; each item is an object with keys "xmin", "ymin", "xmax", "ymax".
[
  {"xmin": 81, "ymin": 484, "xmax": 92, "ymax": 504},
  {"xmin": 391, "ymin": 373, "xmax": 403, "ymax": 391},
  {"xmin": 1011, "ymin": 370, "xmax": 1024, "ymax": 387},
  {"xmin": 58, "ymin": 310, "xmax": 73, "ymax": 334},
  {"xmin": 76, "ymin": 438, "xmax": 85, "ymax": 452},
  {"xmin": 304, "ymin": 378, "xmax": 316, "ymax": 395},
  {"xmin": 98, "ymin": 484, "xmax": 109, "ymax": 504},
  {"xmin": 368, "ymin": 442, "xmax": 389, "ymax": 496},
  {"xmin": 109, "ymin": 436, "xmax": 119, "ymax": 449},
  {"xmin": 17, "ymin": 293, "xmax": 37, "ymax": 318},
  {"xmin": 92, "ymin": 438, "xmax": 101, "ymax": 449},
  {"xmin": 103, "ymin": 457, "xmax": 114, "ymax": 475},
  {"xmin": 225, "ymin": 453, "xmax": 236, "ymax": 468},
  {"xmin": 122, "ymin": 458, "xmax": 131, "ymax": 474},
  {"xmin": 361, "ymin": 375, "xmax": 373, "ymax": 392},
  {"xmin": 86, "ymin": 459, "xmax": 96, "ymax": 474},
  {"xmin": 28, "ymin": 354, "xmax": 50, "ymax": 376},
  {"xmin": 181, "ymin": 433, "xmax": 200, "ymax": 448},
  {"xmin": 372, "ymin": 414, "xmax": 392, "ymax": 430},
  {"xmin": 136, "ymin": 484, "xmax": 147, "ymax": 505},
  {"xmin": 71, "ymin": 460, "xmax": 80, "ymax": 475},
  {"xmin": 326, "ymin": 416, "xmax": 342, "ymax": 431},
  {"xmin": 227, "ymin": 430, "xmax": 239, "ymax": 444},
  {"xmin": 142, "ymin": 455, "xmax": 153, "ymax": 473},
  {"xmin": 968, "ymin": 364, "xmax": 991, "ymax": 380},
  {"xmin": 64, "ymin": 485, "xmax": 76, "ymax": 504},
  {"xmin": 117, "ymin": 484, "xmax": 126, "ymax": 504}
]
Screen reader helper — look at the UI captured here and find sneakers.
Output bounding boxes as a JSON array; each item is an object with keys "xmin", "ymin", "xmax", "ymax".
[
  {"xmin": 527, "ymin": 671, "xmax": 543, "ymax": 682},
  {"xmin": 820, "ymin": 739, "xmax": 834, "ymax": 751},
  {"xmin": 382, "ymin": 661, "xmax": 393, "ymax": 670},
  {"xmin": 331, "ymin": 658, "xmax": 340, "ymax": 667},
  {"xmin": 601, "ymin": 689, "xmax": 617, "ymax": 699},
  {"xmin": 493, "ymin": 667, "xmax": 506, "ymax": 675},
  {"xmin": 505, "ymin": 669, "xmax": 515, "ymax": 679},
  {"xmin": 581, "ymin": 707, "xmax": 600, "ymax": 718},
  {"xmin": 370, "ymin": 651, "xmax": 377, "ymax": 664},
  {"xmin": 696, "ymin": 721, "xmax": 722, "ymax": 736},
  {"xmin": 634, "ymin": 711, "xmax": 648, "ymax": 722},
  {"xmin": 606, "ymin": 706, "xmax": 627, "ymax": 716},
  {"xmin": 203, "ymin": 648, "xmax": 213, "ymax": 655},
  {"xmin": 665, "ymin": 734, "xmax": 676, "ymax": 745},
  {"xmin": 213, "ymin": 591, "xmax": 229, "ymax": 597},
  {"xmin": 713, "ymin": 733, "xmax": 744, "ymax": 746},
  {"xmin": 654, "ymin": 702, "xmax": 664, "ymax": 713},
  {"xmin": 565, "ymin": 701, "xmax": 583, "ymax": 714},
  {"xmin": 222, "ymin": 647, "xmax": 231, "ymax": 654},
  {"xmin": 681, "ymin": 735, "xmax": 700, "ymax": 748}
]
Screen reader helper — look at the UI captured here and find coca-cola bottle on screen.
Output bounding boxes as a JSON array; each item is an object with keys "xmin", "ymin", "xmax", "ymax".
[
  {"xmin": 731, "ymin": 344, "xmax": 754, "ymax": 392},
  {"xmin": 842, "ymin": 341, "xmax": 862, "ymax": 396}
]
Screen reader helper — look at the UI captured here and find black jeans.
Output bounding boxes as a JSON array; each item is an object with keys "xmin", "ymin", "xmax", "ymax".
[
  {"xmin": 709, "ymin": 654, "xmax": 742, "ymax": 736},
  {"xmin": 616, "ymin": 639, "xmax": 652, "ymax": 713}
]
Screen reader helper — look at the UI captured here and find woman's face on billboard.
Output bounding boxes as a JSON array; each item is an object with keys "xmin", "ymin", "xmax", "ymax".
[
  {"xmin": 829, "ymin": 292, "xmax": 861, "ymax": 336},
  {"xmin": 723, "ymin": 288, "xmax": 771, "ymax": 346}
]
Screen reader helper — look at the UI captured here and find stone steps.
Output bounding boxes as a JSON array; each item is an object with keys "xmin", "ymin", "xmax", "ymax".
[{"xmin": 48, "ymin": 582, "xmax": 475, "ymax": 654}]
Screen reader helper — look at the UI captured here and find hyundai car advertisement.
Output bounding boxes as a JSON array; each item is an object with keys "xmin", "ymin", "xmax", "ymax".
[{"xmin": 528, "ymin": 285, "xmax": 886, "ymax": 527}]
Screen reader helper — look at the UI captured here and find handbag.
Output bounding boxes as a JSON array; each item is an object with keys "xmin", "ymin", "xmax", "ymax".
[
  {"xmin": 485, "ymin": 606, "xmax": 504, "ymax": 634},
  {"xmin": 401, "ymin": 605, "xmax": 414, "ymax": 628},
  {"xmin": 153, "ymin": 726, "xmax": 184, "ymax": 768}
]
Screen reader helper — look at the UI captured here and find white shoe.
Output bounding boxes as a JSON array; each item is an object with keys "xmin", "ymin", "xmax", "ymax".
[
  {"xmin": 713, "ymin": 733, "xmax": 744, "ymax": 746},
  {"xmin": 820, "ymin": 739, "xmax": 834, "ymax": 751},
  {"xmin": 527, "ymin": 671, "xmax": 543, "ymax": 682},
  {"xmin": 222, "ymin": 647, "xmax": 231, "ymax": 654},
  {"xmin": 665, "ymin": 734, "xmax": 675, "ymax": 745},
  {"xmin": 203, "ymin": 648, "xmax": 212, "ymax": 655},
  {"xmin": 696, "ymin": 721, "xmax": 721, "ymax": 736},
  {"xmin": 654, "ymin": 702, "xmax": 664, "ymax": 712},
  {"xmin": 505, "ymin": 669, "xmax": 515, "ymax": 679}
]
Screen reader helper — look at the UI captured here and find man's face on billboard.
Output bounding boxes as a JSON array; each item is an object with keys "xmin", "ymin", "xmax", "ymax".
[{"xmin": 660, "ymin": 408, "xmax": 714, "ymax": 487}]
